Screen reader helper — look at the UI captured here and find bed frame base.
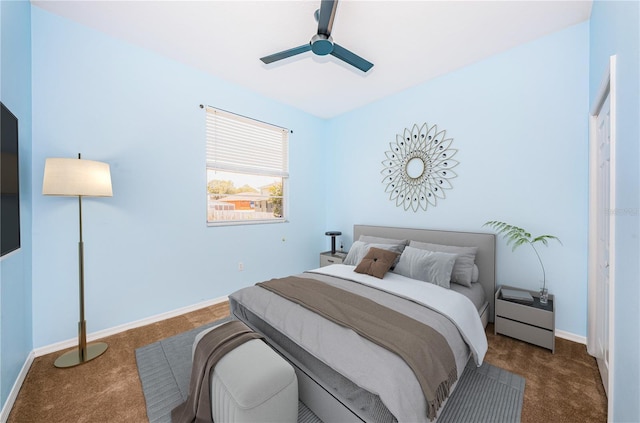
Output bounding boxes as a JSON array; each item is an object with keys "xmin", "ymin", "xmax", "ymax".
[
  {"xmin": 295, "ymin": 362, "xmax": 364, "ymax": 423},
  {"xmin": 258, "ymin": 329, "xmax": 365, "ymax": 423}
]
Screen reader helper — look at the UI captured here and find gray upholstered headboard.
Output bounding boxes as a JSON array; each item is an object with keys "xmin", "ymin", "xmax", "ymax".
[{"xmin": 354, "ymin": 225, "xmax": 496, "ymax": 323}]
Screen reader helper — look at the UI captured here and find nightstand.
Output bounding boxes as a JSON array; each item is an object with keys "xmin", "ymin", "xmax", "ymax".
[
  {"xmin": 495, "ymin": 285, "xmax": 555, "ymax": 352},
  {"xmin": 320, "ymin": 251, "xmax": 347, "ymax": 267}
]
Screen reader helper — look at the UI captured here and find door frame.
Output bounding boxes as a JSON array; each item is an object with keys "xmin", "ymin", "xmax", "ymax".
[{"xmin": 588, "ymin": 54, "xmax": 616, "ymax": 420}]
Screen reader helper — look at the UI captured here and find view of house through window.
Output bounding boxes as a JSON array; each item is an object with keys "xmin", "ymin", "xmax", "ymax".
[
  {"xmin": 207, "ymin": 170, "xmax": 284, "ymax": 222},
  {"xmin": 205, "ymin": 106, "xmax": 288, "ymax": 225}
]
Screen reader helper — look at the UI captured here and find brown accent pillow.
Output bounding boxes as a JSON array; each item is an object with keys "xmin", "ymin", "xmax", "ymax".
[{"xmin": 354, "ymin": 247, "xmax": 399, "ymax": 279}]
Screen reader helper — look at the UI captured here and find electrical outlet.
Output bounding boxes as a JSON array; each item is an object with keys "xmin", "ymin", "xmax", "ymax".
[{"xmin": 238, "ymin": 262, "xmax": 244, "ymax": 271}]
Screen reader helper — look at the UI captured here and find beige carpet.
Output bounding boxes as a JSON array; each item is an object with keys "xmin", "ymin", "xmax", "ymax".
[{"xmin": 8, "ymin": 301, "xmax": 606, "ymax": 422}]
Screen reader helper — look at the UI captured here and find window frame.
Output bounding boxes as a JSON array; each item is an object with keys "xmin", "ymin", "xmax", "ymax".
[{"xmin": 205, "ymin": 106, "xmax": 290, "ymax": 226}]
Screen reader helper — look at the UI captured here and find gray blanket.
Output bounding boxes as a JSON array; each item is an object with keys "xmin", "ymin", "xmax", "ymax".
[{"xmin": 257, "ymin": 276, "xmax": 457, "ymax": 420}]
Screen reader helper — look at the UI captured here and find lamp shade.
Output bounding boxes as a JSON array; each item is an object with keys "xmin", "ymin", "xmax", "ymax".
[{"xmin": 43, "ymin": 158, "xmax": 113, "ymax": 197}]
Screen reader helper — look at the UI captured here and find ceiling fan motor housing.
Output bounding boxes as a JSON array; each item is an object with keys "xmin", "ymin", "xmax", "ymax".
[{"xmin": 310, "ymin": 34, "xmax": 334, "ymax": 56}]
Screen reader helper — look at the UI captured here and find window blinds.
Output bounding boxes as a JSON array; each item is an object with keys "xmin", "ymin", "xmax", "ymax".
[{"xmin": 205, "ymin": 107, "xmax": 289, "ymax": 177}]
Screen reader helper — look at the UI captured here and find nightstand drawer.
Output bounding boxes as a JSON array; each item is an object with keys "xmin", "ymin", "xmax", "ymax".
[
  {"xmin": 496, "ymin": 298, "xmax": 554, "ymax": 329},
  {"xmin": 320, "ymin": 255, "xmax": 340, "ymax": 267},
  {"xmin": 320, "ymin": 251, "xmax": 346, "ymax": 267},
  {"xmin": 495, "ymin": 316, "xmax": 555, "ymax": 351}
]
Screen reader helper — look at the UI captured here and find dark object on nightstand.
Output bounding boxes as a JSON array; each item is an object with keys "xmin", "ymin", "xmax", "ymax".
[
  {"xmin": 501, "ymin": 288, "xmax": 534, "ymax": 304},
  {"xmin": 325, "ymin": 231, "xmax": 342, "ymax": 254}
]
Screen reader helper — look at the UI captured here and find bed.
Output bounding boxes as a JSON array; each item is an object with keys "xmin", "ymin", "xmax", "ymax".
[{"xmin": 229, "ymin": 225, "xmax": 496, "ymax": 423}]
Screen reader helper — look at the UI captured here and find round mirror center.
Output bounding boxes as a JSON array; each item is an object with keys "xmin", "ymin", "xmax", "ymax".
[{"xmin": 406, "ymin": 157, "xmax": 425, "ymax": 179}]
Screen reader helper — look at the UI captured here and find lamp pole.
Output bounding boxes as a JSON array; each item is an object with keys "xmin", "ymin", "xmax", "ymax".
[{"xmin": 78, "ymin": 191, "xmax": 87, "ymax": 361}]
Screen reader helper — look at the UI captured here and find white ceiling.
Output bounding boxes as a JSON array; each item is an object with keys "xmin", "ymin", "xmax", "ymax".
[{"xmin": 32, "ymin": 0, "xmax": 592, "ymax": 118}]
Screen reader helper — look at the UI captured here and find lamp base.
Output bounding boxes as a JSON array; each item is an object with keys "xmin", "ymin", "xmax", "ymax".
[{"xmin": 54, "ymin": 342, "xmax": 108, "ymax": 368}]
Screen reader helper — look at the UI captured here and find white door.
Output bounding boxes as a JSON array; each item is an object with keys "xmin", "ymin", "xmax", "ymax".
[
  {"xmin": 594, "ymin": 93, "xmax": 611, "ymax": 395},
  {"xmin": 588, "ymin": 56, "xmax": 616, "ymax": 410}
]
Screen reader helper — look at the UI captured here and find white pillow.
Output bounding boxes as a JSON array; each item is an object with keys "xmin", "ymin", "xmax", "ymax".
[
  {"xmin": 357, "ymin": 236, "xmax": 408, "ymax": 268},
  {"xmin": 393, "ymin": 246, "xmax": 457, "ymax": 288},
  {"xmin": 344, "ymin": 241, "xmax": 405, "ymax": 266}
]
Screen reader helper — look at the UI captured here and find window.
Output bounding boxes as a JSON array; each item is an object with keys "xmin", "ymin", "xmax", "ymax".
[{"xmin": 205, "ymin": 106, "xmax": 289, "ymax": 225}]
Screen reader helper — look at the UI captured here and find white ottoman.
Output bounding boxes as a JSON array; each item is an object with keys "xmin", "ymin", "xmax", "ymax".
[{"xmin": 194, "ymin": 325, "xmax": 298, "ymax": 423}]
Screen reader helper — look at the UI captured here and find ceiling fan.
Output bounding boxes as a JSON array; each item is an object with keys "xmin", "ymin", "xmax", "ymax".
[{"xmin": 260, "ymin": 0, "xmax": 374, "ymax": 73}]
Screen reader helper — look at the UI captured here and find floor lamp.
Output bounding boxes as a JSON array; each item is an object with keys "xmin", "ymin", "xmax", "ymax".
[{"xmin": 42, "ymin": 154, "xmax": 113, "ymax": 368}]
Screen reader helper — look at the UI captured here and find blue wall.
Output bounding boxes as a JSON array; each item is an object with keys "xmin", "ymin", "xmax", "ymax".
[
  {"xmin": 0, "ymin": 0, "xmax": 33, "ymax": 409},
  {"xmin": 326, "ymin": 23, "xmax": 590, "ymax": 337},
  {"xmin": 30, "ymin": 8, "xmax": 327, "ymax": 348},
  {"xmin": 590, "ymin": 1, "xmax": 640, "ymax": 421}
]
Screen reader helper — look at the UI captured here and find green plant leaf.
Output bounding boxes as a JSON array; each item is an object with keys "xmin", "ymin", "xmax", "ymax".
[
  {"xmin": 512, "ymin": 238, "xmax": 528, "ymax": 251},
  {"xmin": 532, "ymin": 235, "xmax": 563, "ymax": 246},
  {"xmin": 483, "ymin": 220, "xmax": 562, "ymax": 291},
  {"xmin": 484, "ymin": 221, "xmax": 561, "ymax": 252}
]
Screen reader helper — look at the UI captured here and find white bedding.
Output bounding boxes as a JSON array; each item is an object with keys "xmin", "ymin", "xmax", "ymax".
[{"xmin": 310, "ymin": 264, "xmax": 488, "ymax": 366}]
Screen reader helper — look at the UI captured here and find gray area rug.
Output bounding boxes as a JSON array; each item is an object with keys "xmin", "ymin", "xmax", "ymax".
[
  {"xmin": 437, "ymin": 360, "xmax": 525, "ymax": 423},
  {"xmin": 136, "ymin": 318, "xmax": 524, "ymax": 423}
]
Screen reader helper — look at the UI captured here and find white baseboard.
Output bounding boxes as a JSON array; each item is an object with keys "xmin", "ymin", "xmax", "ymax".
[
  {"xmin": 556, "ymin": 329, "xmax": 587, "ymax": 345},
  {"xmin": 0, "ymin": 351, "xmax": 35, "ymax": 423},
  {"xmin": 33, "ymin": 295, "xmax": 228, "ymax": 357}
]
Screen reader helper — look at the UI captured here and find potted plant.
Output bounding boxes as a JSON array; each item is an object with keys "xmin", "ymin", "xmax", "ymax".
[{"xmin": 483, "ymin": 220, "xmax": 562, "ymax": 304}]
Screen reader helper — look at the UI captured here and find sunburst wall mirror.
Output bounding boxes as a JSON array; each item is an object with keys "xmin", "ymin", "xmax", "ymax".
[{"xmin": 381, "ymin": 122, "xmax": 459, "ymax": 212}]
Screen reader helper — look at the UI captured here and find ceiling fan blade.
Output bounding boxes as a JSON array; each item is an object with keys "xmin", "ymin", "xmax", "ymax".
[
  {"xmin": 331, "ymin": 43, "xmax": 374, "ymax": 72},
  {"xmin": 260, "ymin": 44, "xmax": 312, "ymax": 64},
  {"xmin": 317, "ymin": 0, "xmax": 338, "ymax": 36}
]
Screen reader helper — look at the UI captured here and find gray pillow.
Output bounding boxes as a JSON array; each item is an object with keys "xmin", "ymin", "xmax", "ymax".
[
  {"xmin": 393, "ymin": 246, "xmax": 457, "ymax": 288},
  {"xmin": 409, "ymin": 241, "xmax": 478, "ymax": 287},
  {"xmin": 344, "ymin": 241, "xmax": 405, "ymax": 266}
]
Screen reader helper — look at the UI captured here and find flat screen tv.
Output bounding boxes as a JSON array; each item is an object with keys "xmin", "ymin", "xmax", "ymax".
[{"xmin": 1, "ymin": 102, "xmax": 21, "ymax": 256}]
